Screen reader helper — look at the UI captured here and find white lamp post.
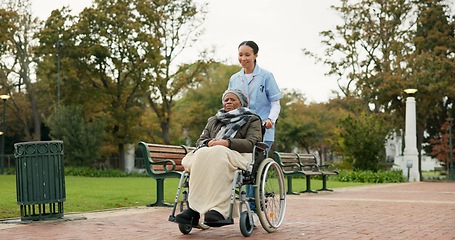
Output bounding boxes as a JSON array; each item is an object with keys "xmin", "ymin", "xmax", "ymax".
[{"xmin": 403, "ymin": 89, "xmax": 419, "ymax": 182}]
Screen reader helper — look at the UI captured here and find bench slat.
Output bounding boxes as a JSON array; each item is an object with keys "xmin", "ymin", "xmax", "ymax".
[{"xmin": 142, "ymin": 143, "xmax": 189, "ymax": 172}]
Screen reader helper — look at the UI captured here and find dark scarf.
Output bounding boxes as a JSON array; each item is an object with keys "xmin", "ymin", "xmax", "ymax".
[{"xmin": 215, "ymin": 107, "xmax": 256, "ymax": 139}]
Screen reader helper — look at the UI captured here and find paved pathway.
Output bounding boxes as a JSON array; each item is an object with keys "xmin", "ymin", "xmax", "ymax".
[{"xmin": 1, "ymin": 182, "xmax": 454, "ymax": 239}]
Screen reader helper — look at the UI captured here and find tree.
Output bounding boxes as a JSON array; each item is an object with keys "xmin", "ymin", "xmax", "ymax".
[
  {"xmin": 304, "ymin": 0, "xmax": 454, "ymax": 177},
  {"xmin": 336, "ymin": 111, "xmax": 393, "ymax": 171},
  {"xmin": 0, "ymin": 0, "xmax": 42, "ymax": 141},
  {"xmin": 140, "ymin": 0, "xmax": 208, "ymax": 144},
  {"xmin": 35, "ymin": 0, "xmax": 153, "ymax": 170},
  {"xmin": 34, "ymin": 0, "xmax": 209, "ymax": 170},
  {"xmin": 430, "ymin": 120, "xmax": 454, "ymax": 170},
  {"xmin": 275, "ymin": 90, "xmax": 315, "ymax": 153},
  {"xmin": 33, "ymin": 6, "xmax": 75, "ymax": 114},
  {"xmin": 46, "ymin": 105, "xmax": 105, "ymax": 166},
  {"xmin": 172, "ymin": 62, "xmax": 238, "ymax": 145},
  {"xmin": 302, "ymin": 0, "xmax": 415, "ymax": 170},
  {"xmin": 305, "ymin": 0, "xmax": 415, "ymax": 109},
  {"xmin": 413, "ymin": 0, "xmax": 455, "ymax": 172}
]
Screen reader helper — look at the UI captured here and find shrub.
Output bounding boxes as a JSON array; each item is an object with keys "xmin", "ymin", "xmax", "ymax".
[{"xmin": 334, "ymin": 169, "xmax": 406, "ymax": 183}]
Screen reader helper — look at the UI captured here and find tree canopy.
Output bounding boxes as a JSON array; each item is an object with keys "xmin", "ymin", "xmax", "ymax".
[
  {"xmin": 33, "ymin": 0, "xmax": 209, "ymax": 169},
  {"xmin": 304, "ymin": 0, "xmax": 454, "ymax": 175},
  {"xmin": 1, "ymin": 0, "xmax": 453, "ymax": 173}
]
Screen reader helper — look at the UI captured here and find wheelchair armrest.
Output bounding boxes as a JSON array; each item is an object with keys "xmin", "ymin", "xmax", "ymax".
[{"xmin": 255, "ymin": 142, "xmax": 269, "ymax": 152}]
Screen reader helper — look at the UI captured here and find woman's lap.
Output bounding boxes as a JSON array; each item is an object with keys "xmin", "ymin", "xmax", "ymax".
[{"xmin": 184, "ymin": 146, "xmax": 251, "ymax": 217}]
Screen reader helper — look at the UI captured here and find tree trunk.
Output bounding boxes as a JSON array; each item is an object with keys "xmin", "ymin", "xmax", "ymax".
[
  {"xmin": 118, "ymin": 143, "xmax": 125, "ymax": 171},
  {"xmin": 161, "ymin": 121, "xmax": 171, "ymax": 145},
  {"xmin": 417, "ymin": 125, "xmax": 426, "ymax": 181},
  {"xmin": 28, "ymin": 90, "xmax": 41, "ymax": 140},
  {"xmin": 17, "ymin": 16, "xmax": 41, "ymax": 141},
  {"xmin": 21, "ymin": 64, "xmax": 41, "ymax": 140}
]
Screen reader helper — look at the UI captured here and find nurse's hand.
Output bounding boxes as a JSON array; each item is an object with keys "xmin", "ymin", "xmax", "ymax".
[{"xmin": 264, "ymin": 119, "xmax": 273, "ymax": 129}]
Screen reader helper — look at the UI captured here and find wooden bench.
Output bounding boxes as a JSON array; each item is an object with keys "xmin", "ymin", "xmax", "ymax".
[
  {"xmin": 273, "ymin": 151, "xmax": 322, "ymax": 194},
  {"xmin": 317, "ymin": 162, "xmax": 339, "ymax": 191},
  {"xmin": 138, "ymin": 142, "xmax": 194, "ymax": 207},
  {"xmin": 294, "ymin": 153, "xmax": 339, "ymax": 192}
]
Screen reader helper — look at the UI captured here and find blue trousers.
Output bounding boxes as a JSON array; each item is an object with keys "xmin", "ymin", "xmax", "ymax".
[{"xmin": 247, "ymin": 141, "xmax": 273, "ymax": 213}]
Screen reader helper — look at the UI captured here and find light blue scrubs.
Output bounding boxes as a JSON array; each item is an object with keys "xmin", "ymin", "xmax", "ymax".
[
  {"xmin": 228, "ymin": 64, "xmax": 283, "ymax": 142},
  {"xmin": 229, "ymin": 64, "xmax": 282, "ymax": 214}
]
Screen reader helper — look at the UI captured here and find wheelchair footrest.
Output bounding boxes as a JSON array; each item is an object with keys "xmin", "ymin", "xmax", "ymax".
[{"xmin": 203, "ymin": 218, "xmax": 234, "ymax": 227}]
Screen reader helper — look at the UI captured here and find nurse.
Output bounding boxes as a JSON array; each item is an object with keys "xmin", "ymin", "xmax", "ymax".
[{"xmin": 228, "ymin": 40, "xmax": 283, "ymax": 221}]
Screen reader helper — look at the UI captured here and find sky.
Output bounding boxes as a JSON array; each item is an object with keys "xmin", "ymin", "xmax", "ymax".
[{"xmin": 31, "ymin": 0, "xmax": 342, "ymax": 103}]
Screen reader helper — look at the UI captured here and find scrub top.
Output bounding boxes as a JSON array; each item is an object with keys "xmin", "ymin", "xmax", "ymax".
[{"xmin": 228, "ymin": 64, "xmax": 282, "ymax": 142}]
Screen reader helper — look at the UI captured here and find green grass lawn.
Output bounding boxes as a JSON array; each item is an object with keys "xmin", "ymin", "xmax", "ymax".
[{"xmin": 0, "ymin": 175, "xmax": 370, "ymax": 220}]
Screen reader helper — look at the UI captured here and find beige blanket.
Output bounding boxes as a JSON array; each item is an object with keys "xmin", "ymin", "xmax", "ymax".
[{"xmin": 182, "ymin": 145, "xmax": 252, "ymax": 219}]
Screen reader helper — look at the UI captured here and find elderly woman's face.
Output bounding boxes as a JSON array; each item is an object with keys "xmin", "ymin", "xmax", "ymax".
[{"xmin": 223, "ymin": 93, "xmax": 242, "ymax": 112}]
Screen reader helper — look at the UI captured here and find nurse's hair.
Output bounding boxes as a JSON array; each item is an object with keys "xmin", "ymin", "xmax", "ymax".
[{"xmin": 238, "ymin": 40, "xmax": 259, "ymax": 55}]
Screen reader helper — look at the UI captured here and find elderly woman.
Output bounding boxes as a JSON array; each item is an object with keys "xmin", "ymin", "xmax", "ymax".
[{"xmin": 175, "ymin": 89, "xmax": 263, "ymax": 226}]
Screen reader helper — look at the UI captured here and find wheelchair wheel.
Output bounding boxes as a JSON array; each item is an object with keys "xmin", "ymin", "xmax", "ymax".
[
  {"xmin": 255, "ymin": 158, "xmax": 286, "ymax": 233},
  {"xmin": 239, "ymin": 211, "xmax": 254, "ymax": 237},
  {"xmin": 178, "ymin": 224, "xmax": 193, "ymax": 234}
]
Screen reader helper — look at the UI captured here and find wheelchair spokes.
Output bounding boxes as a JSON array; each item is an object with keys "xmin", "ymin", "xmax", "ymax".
[{"xmin": 256, "ymin": 158, "xmax": 286, "ymax": 232}]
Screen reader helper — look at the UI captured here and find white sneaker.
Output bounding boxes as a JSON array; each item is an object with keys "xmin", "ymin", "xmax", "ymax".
[{"xmin": 251, "ymin": 212, "xmax": 260, "ymax": 227}]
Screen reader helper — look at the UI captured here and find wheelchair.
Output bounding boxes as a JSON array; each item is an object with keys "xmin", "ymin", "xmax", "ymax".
[{"xmin": 168, "ymin": 142, "xmax": 286, "ymax": 237}]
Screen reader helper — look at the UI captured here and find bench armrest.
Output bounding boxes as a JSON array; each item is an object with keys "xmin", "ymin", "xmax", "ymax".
[
  {"xmin": 149, "ymin": 159, "xmax": 177, "ymax": 172},
  {"xmin": 282, "ymin": 163, "xmax": 302, "ymax": 171},
  {"xmin": 301, "ymin": 163, "xmax": 321, "ymax": 172},
  {"xmin": 319, "ymin": 164, "xmax": 338, "ymax": 172}
]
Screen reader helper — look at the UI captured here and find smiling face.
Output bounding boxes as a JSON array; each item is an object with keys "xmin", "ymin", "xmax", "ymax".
[
  {"xmin": 223, "ymin": 93, "xmax": 242, "ymax": 112},
  {"xmin": 238, "ymin": 45, "xmax": 257, "ymax": 73}
]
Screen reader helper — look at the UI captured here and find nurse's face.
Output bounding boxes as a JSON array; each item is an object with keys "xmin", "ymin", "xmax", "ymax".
[{"xmin": 238, "ymin": 45, "xmax": 257, "ymax": 70}]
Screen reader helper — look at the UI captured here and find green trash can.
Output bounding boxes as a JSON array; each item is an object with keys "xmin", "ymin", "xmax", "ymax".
[{"xmin": 14, "ymin": 141, "xmax": 66, "ymax": 221}]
